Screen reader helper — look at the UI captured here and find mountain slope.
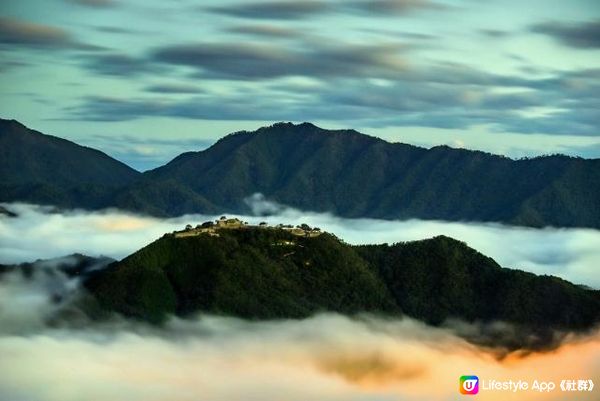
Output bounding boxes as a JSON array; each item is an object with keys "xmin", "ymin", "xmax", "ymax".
[
  {"xmin": 84, "ymin": 225, "xmax": 600, "ymax": 350},
  {"xmin": 0, "ymin": 118, "xmax": 140, "ymax": 208},
  {"xmin": 355, "ymin": 237, "xmax": 599, "ymax": 329},
  {"xmin": 85, "ymin": 227, "xmax": 398, "ymax": 323},
  {"xmin": 114, "ymin": 122, "xmax": 600, "ymax": 228}
]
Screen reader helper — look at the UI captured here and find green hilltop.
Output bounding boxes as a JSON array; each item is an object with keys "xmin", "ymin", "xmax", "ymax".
[
  {"xmin": 85, "ymin": 222, "xmax": 600, "ymax": 349},
  {"xmin": 86, "ymin": 220, "xmax": 397, "ymax": 323}
]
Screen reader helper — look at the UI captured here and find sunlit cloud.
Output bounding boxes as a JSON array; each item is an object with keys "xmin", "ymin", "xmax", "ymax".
[
  {"xmin": 1, "ymin": 197, "xmax": 599, "ymax": 400},
  {"xmin": 0, "ymin": 313, "xmax": 597, "ymax": 401}
]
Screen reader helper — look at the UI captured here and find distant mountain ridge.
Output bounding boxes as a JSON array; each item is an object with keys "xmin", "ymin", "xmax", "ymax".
[
  {"xmin": 115, "ymin": 122, "xmax": 600, "ymax": 228},
  {"xmin": 0, "ymin": 118, "xmax": 140, "ymax": 208},
  {"xmin": 2, "ymin": 118, "xmax": 599, "ymax": 229}
]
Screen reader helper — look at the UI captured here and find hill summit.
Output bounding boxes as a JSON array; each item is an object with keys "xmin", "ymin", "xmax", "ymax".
[{"xmin": 85, "ymin": 221, "xmax": 600, "ymax": 349}]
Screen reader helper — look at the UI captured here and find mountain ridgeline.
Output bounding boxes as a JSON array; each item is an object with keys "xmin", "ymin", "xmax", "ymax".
[
  {"xmin": 2, "ymin": 118, "xmax": 599, "ymax": 228},
  {"xmin": 0, "ymin": 119, "xmax": 140, "ymax": 208},
  {"xmin": 84, "ymin": 225, "xmax": 600, "ymax": 350}
]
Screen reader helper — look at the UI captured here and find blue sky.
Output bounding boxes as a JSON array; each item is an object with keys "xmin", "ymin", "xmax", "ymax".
[{"xmin": 1, "ymin": 0, "xmax": 599, "ymax": 170}]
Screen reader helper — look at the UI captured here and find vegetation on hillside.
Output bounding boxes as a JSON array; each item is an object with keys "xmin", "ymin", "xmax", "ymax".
[
  {"xmin": 85, "ymin": 227, "xmax": 397, "ymax": 323},
  {"xmin": 85, "ymin": 227, "xmax": 600, "ymax": 338},
  {"xmin": 355, "ymin": 236, "xmax": 599, "ymax": 329}
]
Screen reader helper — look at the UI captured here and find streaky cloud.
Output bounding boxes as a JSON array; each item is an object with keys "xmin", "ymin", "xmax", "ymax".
[
  {"xmin": 67, "ymin": 0, "xmax": 116, "ymax": 8},
  {"xmin": 206, "ymin": 1, "xmax": 331, "ymax": 20},
  {"xmin": 206, "ymin": 0, "xmax": 447, "ymax": 20},
  {"xmin": 149, "ymin": 41, "xmax": 407, "ymax": 80},
  {"xmin": 346, "ymin": 0, "xmax": 449, "ymax": 15},
  {"xmin": 531, "ymin": 19, "xmax": 600, "ymax": 49},
  {"xmin": 0, "ymin": 16, "xmax": 101, "ymax": 51}
]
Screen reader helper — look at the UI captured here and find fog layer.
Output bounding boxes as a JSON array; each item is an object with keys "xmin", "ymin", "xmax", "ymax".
[
  {"xmin": 2, "ymin": 200, "xmax": 599, "ymax": 287},
  {"xmin": 1, "ymin": 200, "xmax": 599, "ymax": 400},
  {"xmin": 0, "ymin": 313, "xmax": 598, "ymax": 401}
]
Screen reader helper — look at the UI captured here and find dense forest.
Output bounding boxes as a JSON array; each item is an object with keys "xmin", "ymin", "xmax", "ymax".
[
  {"xmin": 85, "ymin": 228, "xmax": 398, "ymax": 323},
  {"xmin": 85, "ymin": 226, "xmax": 600, "ymax": 350}
]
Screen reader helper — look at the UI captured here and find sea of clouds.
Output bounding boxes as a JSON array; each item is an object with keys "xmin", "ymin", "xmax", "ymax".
[
  {"xmin": 1, "ymin": 196, "xmax": 599, "ymax": 288},
  {"xmin": 0, "ymin": 311, "xmax": 597, "ymax": 401},
  {"xmin": 0, "ymin": 258, "xmax": 598, "ymax": 401},
  {"xmin": 1, "ymin": 199, "xmax": 599, "ymax": 400}
]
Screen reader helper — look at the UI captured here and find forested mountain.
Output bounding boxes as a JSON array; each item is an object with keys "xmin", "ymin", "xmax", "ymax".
[
  {"xmin": 355, "ymin": 237, "xmax": 599, "ymax": 329},
  {"xmin": 86, "ymin": 227, "xmax": 398, "ymax": 323},
  {"xmin": 3, "ymin": 119, "xmax": 599, "ymax": 228},
  {"xmin": 114, "ymin": 122, "xmax": 600, "ymax": 228},
  {"xmin": 0, "ymin": 118, "xmax": 140, "ymax": 208},
  {"xmin": 84, "ymin": 225, "xmax": 600, "ymax": 351}
]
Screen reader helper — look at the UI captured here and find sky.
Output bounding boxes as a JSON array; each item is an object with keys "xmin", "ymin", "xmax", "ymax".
[{"xmin": 0, "ymin": 0, "xmax": 599, "ymax": 170}]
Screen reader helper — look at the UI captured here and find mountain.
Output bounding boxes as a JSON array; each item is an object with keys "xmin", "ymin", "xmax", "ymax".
[
  {"xmin": 355, "ymin": 238, "xmax": 599, "ymax": 329},
  {"xmin": 85, "ymin": 225, "xmax": 398, "ymax": 323},
  {"xmin": 114, "ymin": 122, "xmax": 600, "ymax": 228},
  {"xmin": 85, "ymin": 224, "xmax": 600, "ymax": 350},
  {"xmin": 3, "ymin": 119, "xmax": 599, "ymax": 229},
  {"xmin": 0, "ymin": 118, "xmax": 140, "ymax": 208}
]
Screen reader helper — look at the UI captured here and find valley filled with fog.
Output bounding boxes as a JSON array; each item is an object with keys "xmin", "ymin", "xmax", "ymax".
[
  {"xmin": 1, "ymin": 199, "xmax": 599, "ymax": 401},
  {"xmin": 0, "ymin": 311, "xmax": 598, "ymax": 401},
  {"xmin": 2, "ymin": 196, "xmax": 600, "ymax": 288}
]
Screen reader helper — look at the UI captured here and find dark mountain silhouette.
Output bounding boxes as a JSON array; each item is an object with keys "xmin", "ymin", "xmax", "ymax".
[
  {"xmin": 0, "ymin": 118, "xmax": 140, "ymax": 208},
  {"xmin": 2, "ymin": 119, "xmax": 599, "ymax": 228},
  {"xmin": 84, "ymin": 224, "xmax": 600, "ymax": 350},
  {"xmin": 114, "ymin": 122, "xmax": 600, "ymax": 228}
]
